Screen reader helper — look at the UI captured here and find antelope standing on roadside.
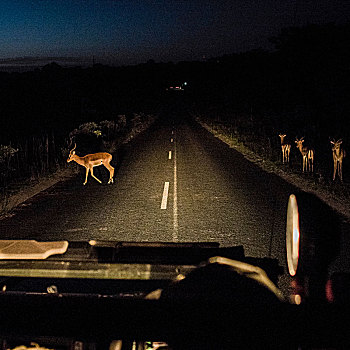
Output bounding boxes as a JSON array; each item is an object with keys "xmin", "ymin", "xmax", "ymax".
[
  {"xmin": 330, "ymin": 139, "xmax": 346, "ymax": 182},
  {"xmin": 279, "ymin": 134, "xmax": 291, "ymax": 163},
  {"xmin": 295, "ymin": 137, "xmax": 314, "ymax": 173},
  {"xmin": 67, "ymin": 144, "xmax": 114, "ymax": 185}
]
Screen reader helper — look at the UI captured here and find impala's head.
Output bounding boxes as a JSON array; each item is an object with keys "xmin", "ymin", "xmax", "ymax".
[
  {"xmin": 67, "ymin": 143, "xmax": 77, "ymax": 162},
  {"xmin": 279, "ymin": 134, "xmax": 287, "ymax": 145},
  {"xmin": 330, "ymin": 139, "xmax": 342, "ymax": 148},
  {"xmin": 295, "ymin": 137, "xmax": 304, "ymax": 147}
]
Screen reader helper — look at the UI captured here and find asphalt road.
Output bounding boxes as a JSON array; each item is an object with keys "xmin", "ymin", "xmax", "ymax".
[{"xmin": 1, "ymin": 106, "xmax": 349, "ymax": 298}]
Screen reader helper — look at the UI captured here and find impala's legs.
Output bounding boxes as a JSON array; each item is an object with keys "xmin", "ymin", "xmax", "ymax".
[
  {"xmin": 104, "ymin": 161, "xmax": 115, "ymax": 184},
  {"xmin": 287, "ymin": 145, "xmax": 291, "ymax": 162},
  {"xmin": 84, "ymin": 167, "xmax": 89, "ymax": 185},
  {"xmin": 338, "ymin": 161, "xmax": 343, "ymax": 182},
  {"xmin": 310, "ymin": 150, "xmax": 314, "ymax": 173},
  {"xmin": 89, "ymin": 166, "xmax": 102, "ymax": 184},
  {"xmin": 333, "ymin": 159, "xmax": 337, "ymax": 181},
  {"xmin": 104, "ymin": 162, "xmax": 114, "ymax": 183}
]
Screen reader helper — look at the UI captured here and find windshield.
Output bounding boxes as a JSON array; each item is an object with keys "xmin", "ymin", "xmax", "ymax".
[{"xmin": 0, "ymin": 1, "xmax": 350, "ymax": 349}]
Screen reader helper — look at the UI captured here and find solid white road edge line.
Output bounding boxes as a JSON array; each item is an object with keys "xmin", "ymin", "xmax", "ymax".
[{"xmin": 173, "ymin": 138, "xmax": 178, "ymax": 242}]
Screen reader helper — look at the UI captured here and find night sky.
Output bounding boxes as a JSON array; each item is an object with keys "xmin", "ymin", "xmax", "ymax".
[{"xmin": 1, "ymin": 0, "xmax": 350, "ymax": 66}]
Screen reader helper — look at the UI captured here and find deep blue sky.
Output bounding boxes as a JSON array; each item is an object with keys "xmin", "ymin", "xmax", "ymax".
[{"xmin": 1, "ymin": 0, "xmax": 350, "ymax": 66}]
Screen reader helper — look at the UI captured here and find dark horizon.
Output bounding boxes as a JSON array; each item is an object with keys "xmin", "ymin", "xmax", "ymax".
[{"xmin": 1, "ymin": 20, "xmax": 350, "ymax": 73}]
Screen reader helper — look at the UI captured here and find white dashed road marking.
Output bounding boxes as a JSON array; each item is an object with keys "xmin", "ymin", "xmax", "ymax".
[{"xmin": 161, "ymin": 182, "xmax": 170, "ymax": 209}]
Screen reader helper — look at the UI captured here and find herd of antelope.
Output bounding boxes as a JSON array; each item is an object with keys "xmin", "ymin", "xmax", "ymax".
[
  {"xmin": 65, "ymin": 136, "xmax": 346, "ymax": 186},
  {"xmin": 279, "ymin": 134, "xmax": 346, "ymax": 182}
]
